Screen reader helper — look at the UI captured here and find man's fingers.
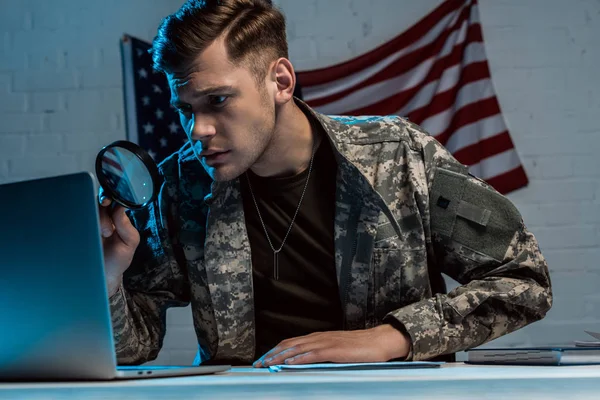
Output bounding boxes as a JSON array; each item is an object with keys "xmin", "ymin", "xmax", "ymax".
[
  {"xmin": 265, "ymin": 347, "xmax": 301, "ymax": 366},
  {"xmin": 98, "ymin": 188, "xmax": 111, "ymax": 205},
  {"xmin": 111, "ymin": 205, "xmax": 140, "ymax": 248},
  {"xmin": 283, "ymin": 348, "xmax": 335, "ymax": 365},
  {"xmin": 253, "ymin": 339, "xmax": 306, "ymax": 368},
  {"xmin": 98, "ymin": 202, "xmax": 115, "ymax": 238},
  {"xmin": 254, "ymin": 346, "xmax": 295, "ymax": 368},
  {"xmin": 253, "ymin": 340, "xmax": 295, "ymax": 367},
  {"xmin": 253, "ymin": 350, "xmax": 277, "ymax": 368},
  {"xmin": 262, "ymin": 342, "xmax": 330, "ymax": 367},
  {"xmin": 252, "ymin": 333, "xmax": 336, "ymax": 368}
]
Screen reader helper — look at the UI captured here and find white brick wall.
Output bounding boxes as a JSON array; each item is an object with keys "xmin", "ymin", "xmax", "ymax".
[
  {"xmin": 1, "ymin": 0, "xmax": 599, "ymax": 365},
  {"xmin": 477, "ymin": 0, "xmax": 600, "ymax": 351},
  {"xmin": 0, "ymin": 0, "xmax": 182, "ymax": 184}
]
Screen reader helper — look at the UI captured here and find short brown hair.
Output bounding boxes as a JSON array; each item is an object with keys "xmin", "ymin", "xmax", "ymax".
[{"xmin": 151, "ymin": 0, "xmax": 288, "ymax": 84}]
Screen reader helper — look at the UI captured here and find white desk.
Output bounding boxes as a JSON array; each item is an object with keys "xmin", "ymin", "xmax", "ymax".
[{"xmin": 2, "ymin": 363, "xmax": 600, "ymax": 399}]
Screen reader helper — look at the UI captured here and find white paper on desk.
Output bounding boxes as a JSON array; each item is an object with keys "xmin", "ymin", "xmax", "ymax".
[{"xmin": 268, "ymin": 361, "xmax": 443, "ymax": 372}]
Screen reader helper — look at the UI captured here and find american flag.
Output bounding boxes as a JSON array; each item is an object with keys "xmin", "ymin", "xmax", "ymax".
[
  {"xmin": 296, "ymin": 0, "xmax": 527, "ymax": 194},
  {"xmin": 121, "ymin": 35, "xmax": 187, "ymax": 165},
  {"xmin": 121, "ymin": 0, "xmax": 526, "ymax": 194}
]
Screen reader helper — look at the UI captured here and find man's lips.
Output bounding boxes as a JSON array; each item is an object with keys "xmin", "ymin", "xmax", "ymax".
[
  {"xmin": 199, "ymin": 149, "xmax": 229, "ymax": 157},
  {"xmin": 200, "ymin": 149, "xmax": 231, "ymax": 164}
]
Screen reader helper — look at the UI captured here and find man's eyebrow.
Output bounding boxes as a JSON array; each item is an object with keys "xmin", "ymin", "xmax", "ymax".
[
  {"xmin": 194, "ymin": 85, "xmax": 235, "ymax": 95},
  {"xmin": 170, "ymin": 85, "xmax": 236, "ymax": 107}
]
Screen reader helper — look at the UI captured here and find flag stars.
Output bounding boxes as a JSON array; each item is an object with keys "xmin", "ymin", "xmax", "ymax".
[
  {"xmin": 148, "ymin": 149, "xmax": 157, "ymax": 159},
  {"xmin": 168, "ymin": 121, "xmax": 179, "ymax": 134},
  {"xmin": 152, "ymin": 84, "xmax": 162, "ymax": 94},
  {"xmin": 143, "ymin": 122, "xmax": 155, "ymax": 135},
  {"xmin": 155, "ymin": 108, "xmax": 164, "ymax": 120},
  {"xmin": 138, "ymin": 68, "xmax": 148, "ymax": 79},
  {"xmin": 160, "ymin": 137, "xmax": 168, "ymax": 148},
  {"xmin": 142, "ymin": 96, "xmax": 150, "ymax": 106}
]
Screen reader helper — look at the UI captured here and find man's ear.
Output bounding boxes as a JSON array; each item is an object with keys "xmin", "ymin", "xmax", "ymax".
[{"xmin": 272, "ymin": 58, "xmax": 296, "ymax": 105}]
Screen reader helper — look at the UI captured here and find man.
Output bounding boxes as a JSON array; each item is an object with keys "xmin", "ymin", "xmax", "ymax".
[{"xmin": 99, "ymin": 0, "xmax": 552, "ymax": 368}]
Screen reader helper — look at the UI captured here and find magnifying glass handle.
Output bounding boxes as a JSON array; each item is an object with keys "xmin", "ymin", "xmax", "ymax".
[
  {"xmin": 105, "ymin": 199, "xmax": 125, "ymax": 214},
  {"xmin": 109, "ymin": 200, "xmax": 120, "ymax": 212}
]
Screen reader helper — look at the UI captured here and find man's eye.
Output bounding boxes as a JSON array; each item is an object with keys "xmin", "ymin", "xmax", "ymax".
[{"xmin": 208, "ymin": 95, "xmax": 228, "ymax": 107}]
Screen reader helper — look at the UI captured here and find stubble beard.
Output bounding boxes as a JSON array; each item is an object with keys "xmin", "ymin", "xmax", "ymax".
[
  {"xmin": 210, "ymin": 105, "xmax": 276, "ymax": 182},
  {"xmin": 209, "ymin": 127, "xmax": 272, "ymax": 182}
]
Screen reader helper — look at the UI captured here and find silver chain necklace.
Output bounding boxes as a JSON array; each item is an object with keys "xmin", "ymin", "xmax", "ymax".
[{"xmin": 245, "ymin": 139, "xmax": 317, "ymax": 280}]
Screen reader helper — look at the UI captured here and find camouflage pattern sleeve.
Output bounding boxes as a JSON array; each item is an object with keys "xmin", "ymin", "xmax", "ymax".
[
  {"xmin": 109, "ymin": 160, "xmax": 191, "ymax": 365},
  {"xmin": 387, "ymin": 123, "xmax": 553, "ymax": 361}
]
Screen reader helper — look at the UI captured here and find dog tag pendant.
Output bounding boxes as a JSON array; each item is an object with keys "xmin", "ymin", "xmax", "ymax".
[{"xmin": 273, "ymin": 250, "xmax": 280, "ymax": 280}]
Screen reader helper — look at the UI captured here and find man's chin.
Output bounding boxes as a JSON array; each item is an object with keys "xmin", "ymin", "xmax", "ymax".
[{"xmin": 208, "ymin": 165, "xmax": 246, "ymax": 182}]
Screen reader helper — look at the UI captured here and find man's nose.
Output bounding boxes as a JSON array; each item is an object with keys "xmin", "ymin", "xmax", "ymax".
[{"xmin": 191, "ymin": 114, "xmax": 217, "ymax": 141}]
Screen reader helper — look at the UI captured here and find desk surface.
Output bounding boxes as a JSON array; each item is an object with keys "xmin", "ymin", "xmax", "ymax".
[{"xmin": 2, "ymin": 363, "xmax": 600, "ymax": 399}]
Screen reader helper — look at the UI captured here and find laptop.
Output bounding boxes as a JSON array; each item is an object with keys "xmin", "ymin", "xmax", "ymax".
[
  {"xmin": 0, "ymin": 172, "xmax": 230, "ymax": 380},
  {"xmin": 466, "ymin": 347, "xmax": 600, "ymax": 366}
]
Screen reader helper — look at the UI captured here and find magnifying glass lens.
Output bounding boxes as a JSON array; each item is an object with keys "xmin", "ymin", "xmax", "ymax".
[{"xmin": 95, "ymin": 141, "xmax": 160, "ymax": 210}]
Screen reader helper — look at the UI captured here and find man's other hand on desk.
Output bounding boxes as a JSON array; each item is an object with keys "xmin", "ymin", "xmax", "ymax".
[{"xmin": 252, "ymin": 324, "xmax": 411, "ymax": 368}]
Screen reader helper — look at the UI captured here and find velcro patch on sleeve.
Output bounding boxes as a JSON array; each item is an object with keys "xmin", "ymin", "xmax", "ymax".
[{"xmin": 430, "ymin": 166, "xmax": 522, "ymax": 262}]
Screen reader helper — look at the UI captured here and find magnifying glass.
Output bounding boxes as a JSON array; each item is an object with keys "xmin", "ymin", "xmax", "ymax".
[{"xmin": 95, "ymin": 140, "xmax": 161, "ymax": 209}]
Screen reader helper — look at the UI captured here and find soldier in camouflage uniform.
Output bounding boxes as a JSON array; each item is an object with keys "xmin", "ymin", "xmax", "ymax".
[{"xmin": 99, "ymin": 0, "xmax": 552, "ymax": 367}]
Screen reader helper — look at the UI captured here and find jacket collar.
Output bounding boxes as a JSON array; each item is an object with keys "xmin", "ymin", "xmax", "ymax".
[{"xmin": 174, "ymin": 98, "xmax": 388, "ymax": 206}]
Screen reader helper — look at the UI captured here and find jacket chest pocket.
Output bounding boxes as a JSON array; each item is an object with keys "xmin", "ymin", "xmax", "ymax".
[
  {"xmin": 180, "ymin": 229, "xmax": 205, "ymax": 262},
  {"xmin": 368, "ymin": 230, "xmax": 429, "ymax": 325},
  {"xmin": 179, "ymin": 229, "xmax": 211, "ymax": 291},
  {"xmin": 178, "ymin": 229, "xmax": 214, "ymax": 345}
]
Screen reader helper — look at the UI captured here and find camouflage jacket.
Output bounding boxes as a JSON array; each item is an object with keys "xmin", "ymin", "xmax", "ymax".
[{"xmin": 109, "ymin": 101, "xmax": 552, "ymax": 365}]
